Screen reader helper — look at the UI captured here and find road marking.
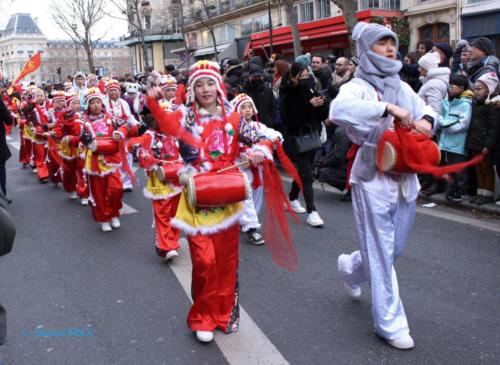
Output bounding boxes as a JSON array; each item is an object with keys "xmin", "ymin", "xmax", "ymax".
[
  {"xmin": 170, "ymin": 238, "xmax": 289, "ymax": 365},
  {"xmin": 6, "ymin": 135, "xmax": 13, "ymax": 141},
  {"xmin": 281, "ymin": 176, "xmax": 500, "ymax": 233},
  {"xmin": 9, "ymin": 141, "xmax": 20, "ymax": 151},
  {"xmin": 120, "ymin": 202, "xmax": 138, "ymax": 215}
]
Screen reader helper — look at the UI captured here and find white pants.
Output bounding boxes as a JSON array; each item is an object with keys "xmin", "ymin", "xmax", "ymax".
[
  {"xmin": 240, "ymin": 167, "xmax": 264, "ymax": 232},
  {"xmin": 120, "ymin": 152, "xmax": 134, "ymax": 190},
  {"xmin": 339, "ymin": 184, "xmax": 416, "ymax": 340}
]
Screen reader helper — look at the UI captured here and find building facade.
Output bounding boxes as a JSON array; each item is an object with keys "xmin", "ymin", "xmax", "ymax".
[
  {"xmin": 44, "ymin": 40, "xmax": 131, "ymax": 83},
  {"xmin": 121, "ymin": 0, "xmax": 184, "ymax": 74},
  {"xmin": 401, "ymin": 0, "xmax": 458, "ymax": 51},
  {"xmin": 0, "ymin": 13, "xmax": 131, "ymax": 85},
  {"xmin": 461, "ymin": 0, "xmax": 500, "ymax": 57},
  {"xmin": 0, "ymin": 13, "xmax": 47, "ymax": 84}
]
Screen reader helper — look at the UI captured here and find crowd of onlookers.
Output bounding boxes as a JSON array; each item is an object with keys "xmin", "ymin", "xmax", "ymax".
[{"xmin": 2, "ymin": 36, "xmax": 500, "ymax": 213}]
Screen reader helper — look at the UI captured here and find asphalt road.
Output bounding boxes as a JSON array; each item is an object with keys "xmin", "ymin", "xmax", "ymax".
[{"xmin": 0, "ymin": 132, "xmax": 499, "ymax": 365}]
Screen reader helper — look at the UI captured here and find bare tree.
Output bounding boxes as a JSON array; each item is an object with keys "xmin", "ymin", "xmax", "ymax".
[
  {"xmin": 283, "ymin": 0, "xmax": 302, "ymax": 58},
  {"xmin": 107, "ymin": 0, "xmax": 148, "ymax": 73},
  {"xmin": 51, "ymin": 0, "xmax": 107, "ymax": 73},
  {"xmin": 198, "ymin": 0, "xmax": 219, "ymax": 62},
  {"xmin": 334, "ymin": 0, "xmax": 358, "ymax": 57}
]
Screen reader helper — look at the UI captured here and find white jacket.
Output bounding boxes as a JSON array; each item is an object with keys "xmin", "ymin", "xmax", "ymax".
[
  {"xmin": 418, "ymin": 67, "xmax": 450, "ymax": 115},
  {"xmin": 329, "ymin": 78, "xmax": 436, "ymax": 203},
  {"xmin": 104, "ymin": 97, "xmax": 138, "ymax": 126}
]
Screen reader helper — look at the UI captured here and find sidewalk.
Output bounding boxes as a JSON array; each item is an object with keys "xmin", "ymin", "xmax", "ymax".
[{"xmin": 418, "ymin": 192, "xmax": 500, "ymax": 216}]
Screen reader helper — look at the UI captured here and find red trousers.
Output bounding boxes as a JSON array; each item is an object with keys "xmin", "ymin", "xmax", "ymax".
[
  {"xmin": 62, "ymin": 159, "xmax": 78, "ymax": 193},
  {"xmin": 88, "ymin": 170, "xmax": 123, "ymax": 222},
  {"xmin": 76, "ymin": 157, "xmax": 89, "ymax": 199},
  {"xmin": 48, "ymin": 149, "xmax": 62, "ymax": 184},
  {"xmin": 187, "ymin": 224, "xmax": 240, "ymax": 333},
  {"xmin": 153, "ymin": 195, "xmax": 180, "ymax": 255},
  {"xmin": 32, "ymin": 143, "xmax": 49, "ymax": 181},
  {"xmin": 19, "ymin": 135, "xmax": 32, "ymax": 165},
  {"xmin": 4, "ymin": 122, "xmax": 12, "ymax": 135}
]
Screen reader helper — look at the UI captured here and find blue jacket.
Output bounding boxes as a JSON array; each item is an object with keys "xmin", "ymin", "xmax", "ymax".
[{"xmin": 438, "ymin": 91, "xmax": 473, "ymax": 156}]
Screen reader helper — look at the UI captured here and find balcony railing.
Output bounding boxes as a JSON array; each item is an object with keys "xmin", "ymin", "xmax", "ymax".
[{"xmin": 183, "ymin": 0, "xmax": 264, "ymax": 26}]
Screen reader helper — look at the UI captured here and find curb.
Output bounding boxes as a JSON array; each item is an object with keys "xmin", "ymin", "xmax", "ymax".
[{"xmin": 418, "ymin": 192, "xmax": 500, "ymax": 216}]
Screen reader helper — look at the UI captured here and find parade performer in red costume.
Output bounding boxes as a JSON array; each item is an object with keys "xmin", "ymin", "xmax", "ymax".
[
  {"xmin": 104, "ymin": 79, "xmax": 139, "ymax": 191},
  {"xmin": 128, "ymin": 101, "xmax": 183, "ymax": 260},
  {"xmin": 20, "ymin": 88, "xmax": 50, "ymax": 182},
  {"xmin": 82, "ymin": 88, "xmax": 137, "ymax": 232},
  {"xmin": 45, "ymin": 90, "xmax": 66, "ymax": 185},
  {"xmin": 51, "ymin": 93, "xmax": 85, "ymax": 200},
  {"xmin": 147, "ymin": 60, "xmax": 299, "ymax": 343}
]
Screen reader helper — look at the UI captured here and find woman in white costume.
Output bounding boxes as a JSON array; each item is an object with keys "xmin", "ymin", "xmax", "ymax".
[{"xmin": 330, "ymin": 22, "xmax": 436, "ymax": 350}]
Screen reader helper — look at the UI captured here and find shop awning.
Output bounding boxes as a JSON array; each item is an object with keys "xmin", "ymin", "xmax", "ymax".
[
  {"xmin": 193, "ymin": 42, "xmax": 232, "ymax": 57},
  {"xmin": 462, "ymin": 11, "xmax": 500, "ymax": 38}
]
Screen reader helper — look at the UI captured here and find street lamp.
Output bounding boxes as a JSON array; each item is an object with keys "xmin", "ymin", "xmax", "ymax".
[{"xmin": 70, "ymin": 23, "xmax": 80, "ymax": 72}]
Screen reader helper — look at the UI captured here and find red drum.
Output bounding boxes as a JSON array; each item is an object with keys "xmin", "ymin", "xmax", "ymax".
[
  {"xmin": 187, "ymin": 171, "xmax": 252, "ymax": 207},
  {"xmin": 156, "ymin": 161, "xmax": 184, "ymax": 184},
  {"xmin": 376, "ymin": 129, "xmax": 441, "ymax": 173},
  {"xmin": 93, "ymin": 139, "xmax": 119, "ymax": 155}
]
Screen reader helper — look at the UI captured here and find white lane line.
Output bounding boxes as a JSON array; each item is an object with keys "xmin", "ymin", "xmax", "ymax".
[
  {"xmin": 281, "ymin": 175, "xmax": 500, "ymax": 233},
  {"xmin": 170, "ymin": 238, "xmax": 289, "ymax": 365},
  {"xmin": 120, "ymin": 202, "xmax": 138, "ymax": 215},
  {"xmin": 8, "ymin": 141, "xmax": 20, "ymax": 151}
]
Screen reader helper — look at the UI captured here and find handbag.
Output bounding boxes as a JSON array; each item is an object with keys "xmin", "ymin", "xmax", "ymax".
[{"xmin": 294, "ymin": 125, "xmax": 322, "ymax": 154}]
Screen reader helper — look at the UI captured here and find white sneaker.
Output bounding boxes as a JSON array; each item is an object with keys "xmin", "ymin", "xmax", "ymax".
[
  {"xmin": 32, "ymin": 168, "xmax": 37, "ymax": 174},
  {"xmin": 69, "ymin": 191, "xmax": 78, "ymax": 200},
  {"xmin": 111, "ymin": 217, "xmax": 121, "ymax": 229},
  {"xmin": 80, "ymin": 198, "xmax": 89, "ymax": 206},
  {"xmin": 196, "ymin": 330, "xmax": 214, "ymax": 343},
  {"xmin": 165, "ymin": 250, "xmax": 179, "ymax": 261},
  {"xmin": 306, "ymin": 211, "xmax": 324, "ymax": 227},
  {"xmin": 337, "ymin": 254, "xmax": 362, "ymax": 298},
  {"xmin": 386, "ymin": 334, "xmax": 415, "ymax": 350},
  {"xmin": 289, "ymin": 199, "xmax": 306, "ymax": 214},
  {"xmin": 101, "ymin": 222, "xmax": 112, "ymax": 232}
]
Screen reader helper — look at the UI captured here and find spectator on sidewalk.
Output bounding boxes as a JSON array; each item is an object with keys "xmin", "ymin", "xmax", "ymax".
[
  {"xmin": 311, "ymin": 55, "xmax": 333, "ymax": 92},
  {"xmin": 330, "ymin": 57, "xmax": 351, "ymax": 99},
  {"xmin": 243, "ymin": 64, "xmax": 277, "ymax": 129},
  {"xmin": 432, "ymin": 42, "xmax": 453, "ymax": 68},
  {"xmin": 0, "ymin": 97, "xmax": 13, "ymax": 203},
  {"xmin": 467, "ymin": 37, "xmax": 500, "ymax": 88},
  {"xmin": 417, "ymin": 39, "xmax": 434, "ymax": 56},
  {"xmin": 437, "ymin": 74, "xmax": 473, "ymax": 201},
  {"xmin": 466, "ymin": 72, "xmax": 500, "ymax": 205}
]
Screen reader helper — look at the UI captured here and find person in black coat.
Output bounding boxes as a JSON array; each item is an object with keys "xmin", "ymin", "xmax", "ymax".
[
  {"xmin": 0, "ymin": 97, "xmax": 13, "ymax": 201},
  {"xmin": 279, "ymin": 62, "xmax": 328, "ymax": 227},
  {"xmin": 242, "ymin": 64, "xmax": 277, "ymax": 128},
  {"xmin": 465, "ymin": 74, "xmax": 500, "ymax": 205},
  {"xmin": 318, "ymin": 125, "xmax": 351, "ymax": 192}
]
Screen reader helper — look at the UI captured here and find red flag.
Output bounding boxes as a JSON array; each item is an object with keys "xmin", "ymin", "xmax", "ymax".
[{"xmin": 13, "ymin": 52, "xmax": 42, "ymax": 84}]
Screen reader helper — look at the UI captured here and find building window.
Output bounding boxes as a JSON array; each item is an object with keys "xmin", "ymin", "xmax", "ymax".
[
  {"xmin": 241, "ymin": 19, "xmax": 252, "ymax": 36},
  {"xmin": 144, "ymin": 14, "xmax": 151, "ymax": 30},
  {"xmin": 145, "ymin": 43, "xmax": 153, "ymax": 67},
  {"xmin": 299, "ymin": 1, "xmax": 314, "ymax": 23},
  {"xmin": 318, "ymin": 0, "xmax": 331, "ymax": 19},
  {"xmin": 358, "ymin": 0, "xmax": 400, "ymax": 10},
  {"xmin": 419, "ymin": 23, "xmax": 449, "ymax": 44}
]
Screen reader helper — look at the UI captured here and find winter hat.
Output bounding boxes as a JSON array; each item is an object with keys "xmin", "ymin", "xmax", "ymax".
[
  {"xmin": 105, "ymin": 79, "xmax": 121, "ymax": 95},
  {"xmin": 434, "ymin": 42, "xmax": 453, "ymax": 62},
  {"xmin": 295, "ymin": 55, "xmax": 311, "ymax": 67},
  {"xmin": 73, "ymin": 71, "xmax": 86, "ymax": 80},
  {"xmin": 65, "ymin": 92, "xmax": 79, "ymax": 107},
  {"xmin": 186, "ymin": 60, "xmax": 226, "ymax": 105},
  {"xmin": 350, "ymin": 56, "xmax": 359, "ymax": 66},
  {"xmin": 159, "ymin": 75, "xmax": 178, "ymax": 91},
  {"xmin": 84, "ymin": 87, "xmax": 105, "ymax": 109},
  {"xmin": 51, "ymin": 90, "xmax": 66, "ymax": 104},
  {"xmin": 418, "ymin": 52, "xmax": 440, "ymax": 71},
  {"xmin": 230, "ymin": 93, "xmax": 257, "ymax": 114},
  {"xmin": 476, "ymin": 72, "xmax": 499, "ymax": 94},
  {"xmin": 470, "ymin": 37, "xmax": 494, "ymax": 56},
  {"xmin": 248, "ymin": 64, "xmax": 263, "ymax": 77},
  {"xmin": 352, "ymin": 21, "xmax": 399, "ymax": 58},
  {"xmin": 126, "ymin": 83, "xmax": 141, "ymax": 94}
]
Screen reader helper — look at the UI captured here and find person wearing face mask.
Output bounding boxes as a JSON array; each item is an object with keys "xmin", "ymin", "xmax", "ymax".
[
  {"xmin": 280, "ymin": 62, "xmax": 328, "ymax": 227},
  {"xmin": 242, "ymin": 64, "xmax": 277, "ymax": 129}
]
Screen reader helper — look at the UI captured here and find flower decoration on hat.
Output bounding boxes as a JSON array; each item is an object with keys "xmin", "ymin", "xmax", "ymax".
[
  {"xmin": 84, "ymin": 87, "xmax": 105, "ymax": 108},
  {"xmin": 105, "ymin": 79, "xmax": 121, "ymax": 95},
  {"xmin": 159, "ymin": 75, "xmax": 178, "ymax": 91}
]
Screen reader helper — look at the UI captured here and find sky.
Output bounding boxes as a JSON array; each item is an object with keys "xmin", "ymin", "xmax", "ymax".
[{"xmin": 0, "ymin": 0, "xmax": 128, "ymax": 40}]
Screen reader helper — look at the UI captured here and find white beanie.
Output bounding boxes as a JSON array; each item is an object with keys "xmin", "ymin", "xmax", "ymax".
[
  {"xmin": 477, "ymin": 72, "xmax": 499, "ymax": 94},
  {"xmin": 418, "ymin": 52, "xmax": 440, "ymax": 71}
]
